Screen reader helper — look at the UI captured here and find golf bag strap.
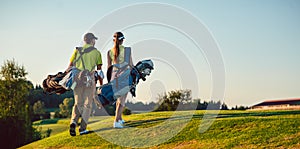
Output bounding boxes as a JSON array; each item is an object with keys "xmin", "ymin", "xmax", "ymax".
[
  {"xmin": 115, "ymin": 47, "xmax": 131, "ymax": 76},
  {"xmin": 115, "ymin": 47, "xmax": 131, "ymax": 89},
  {"xmin": 124, "ymin": 47, "xmax": 131, "ymax": 65},
  {"xmin": 73, "ymin": 46, "xmax": 96, "ymax": 70},
  {"xmin": 106, "ymin": 47, "xmax": 131, "ymax": 83}
]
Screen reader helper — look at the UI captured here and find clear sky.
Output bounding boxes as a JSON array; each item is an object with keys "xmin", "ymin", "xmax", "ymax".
[{"xmin": 1, "ymin": 0, "xmax": 299, "ymax": 107}]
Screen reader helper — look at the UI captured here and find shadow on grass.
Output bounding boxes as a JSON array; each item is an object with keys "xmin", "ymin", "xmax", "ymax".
[
  {"xmin": 92, "ymin": 118, "xmax": 169, "ymax": 133},
  {"xmin": 33, "ymin": 118, "xmax": 60, "ymax": 125},
  {"xmin": 88, "ymin": 120, "xmax": 103, "ymax": 125},
  {"xmin": 98, "ymin": 115, "xmax": 195, "ymax": 131},
  {"xmin": 125, "ymin": 117, "xmax": 169, "ymax": 127},
  {"xmin": 192, "ymin": 110, "xmax": 300, "ymax": 119},
  {"xmin": 93, "ymin": 127, "xmax": 116, "ymax": 133},
  {"xmin": 34, "ymin": 118, "xmax": 104, "ymax": 126},
  {"xmin": 92, "ymin": 110, "xmax": 300, "ymax": 132},
  {"xmin": 92, "ymin": 115, "xmax": 194, "ymax": 133}
]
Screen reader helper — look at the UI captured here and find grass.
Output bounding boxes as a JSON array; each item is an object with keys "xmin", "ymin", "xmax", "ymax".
[
  {"xmin": 20, "ymin": 110, "xmax": 300, "ymax": 149},
  {"xmin": 33, "ymin": 118, "xmax": 69, "ymax": 137}
]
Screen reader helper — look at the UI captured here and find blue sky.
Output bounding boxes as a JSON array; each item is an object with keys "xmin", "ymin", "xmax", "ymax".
[{"xmin": 1, "ymin": 0, "xmax": 299, "ymax": 107}]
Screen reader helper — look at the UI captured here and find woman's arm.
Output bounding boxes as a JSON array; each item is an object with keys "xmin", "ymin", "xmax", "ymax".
[
  {"xmin": 130, "ymin": 53, "xmax": 133, "ymax": 67},
  {"xmin": 107, "ymin": 50, "xmax": 112, "ymax": 68}
]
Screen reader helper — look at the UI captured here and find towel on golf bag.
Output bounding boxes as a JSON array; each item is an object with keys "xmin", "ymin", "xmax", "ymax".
[{"xmin": 96, "ymin": 59, "xmax": 154, "ymax": 106}]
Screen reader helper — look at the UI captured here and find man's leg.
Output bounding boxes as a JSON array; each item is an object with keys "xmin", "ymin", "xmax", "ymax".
[
  {"xmin": 70, "ymin": 86, "xmax": 84, "ymax": 124},
  {"xmin": 70, "ymin": 85, "xmax": 84, "ymax": 136},
  {"xmin": 79, "ymin": 86, "xmax": 94, "ymax": 132}
]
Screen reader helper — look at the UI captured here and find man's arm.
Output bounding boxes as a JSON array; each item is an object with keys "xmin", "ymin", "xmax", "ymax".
[
  {"xmin": 69, "ymin": 62, "xmax": 74, "ymax": 67},
  {"xmin": 69, "ymin": 49, "xmax": 77, "ymax": 67}
]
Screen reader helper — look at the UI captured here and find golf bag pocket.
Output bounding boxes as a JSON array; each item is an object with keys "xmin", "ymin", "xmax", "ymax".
[
  {"xmin": 76, "ymin": 70, "xmax": 94, "ymax": 88},
  {"xmin": 59, "ymin": 67, "xmax": 80, "ymax": 90},
  {"xmin": 112, "ymin": 69, "xmax": 132, "ymax": 97},
  {"xmin": 97, "ymin": 69, "xmax": 132, "ymax": 106}
]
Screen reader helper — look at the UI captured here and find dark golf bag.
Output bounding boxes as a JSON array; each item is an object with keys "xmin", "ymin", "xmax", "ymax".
[
  {"xmin": 96, "ymin": 59, "xmax": 154, "ymax": 106},
  {"xmin": 42, "ymin": 71, "xmax": 69, "ymax": 95}
]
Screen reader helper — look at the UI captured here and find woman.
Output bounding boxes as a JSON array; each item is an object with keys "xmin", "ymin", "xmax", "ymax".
[{"xmin": 107, "ymin": 32, "xmax": 133, "ymax": 128}]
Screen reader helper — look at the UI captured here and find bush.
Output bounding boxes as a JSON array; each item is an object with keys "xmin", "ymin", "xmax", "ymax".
[
  {"xmin": 104, "ymin": 105, "xmax": 116, "ymax": 116},
  {"xmin": 54, "ymin": 110, "xmax": 63, "ymax": 118},
  {"xmin": 44, "ymin": 128, "xmax": 52, "ymax": 138},
  {"xmin": 123, "ymin": 107, "xmax": 132, "ymax": 115},
  {"xmin": 32, "ymin": 126, "xmax": 42, "ymax": 141}
]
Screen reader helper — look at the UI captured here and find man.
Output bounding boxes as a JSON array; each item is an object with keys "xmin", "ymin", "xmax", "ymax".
[{"xmin": 69, "ymin": 32, "xmax": 103, "ymax": 136}]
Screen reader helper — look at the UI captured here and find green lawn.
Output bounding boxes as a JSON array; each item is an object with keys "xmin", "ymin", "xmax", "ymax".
[
  {"xmin": 21, "ymin": 110, "xmax": 300, "ymax": 149},
  {"xmin": 33, "ymin": 118, "xmax": 68, "ymax": 137}
]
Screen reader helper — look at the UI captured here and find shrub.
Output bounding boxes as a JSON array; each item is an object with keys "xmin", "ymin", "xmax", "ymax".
[
  {"xmin": 104, "ymin": 105, "xmax": 116, "ymax": 116},
  {"xmin": 123, "ymin": 107, "xmax": 132, "ymax": 115}
]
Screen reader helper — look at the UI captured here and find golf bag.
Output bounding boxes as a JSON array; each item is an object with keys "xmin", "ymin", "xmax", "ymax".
[
  {"xmin": 42, "ymin": 46, "xmax": 96, "ymax": 95},
  {"xmin": 96, "ymin": 59, "xmax": 154, "ymax": 106},
  {"xmin": 42, "ymin": 71, "xmax": 69, "ymax": 95}
]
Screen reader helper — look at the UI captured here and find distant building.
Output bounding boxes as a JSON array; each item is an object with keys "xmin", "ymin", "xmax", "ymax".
[{"xmin": 250, "ymin": 98, "xmax": 300, "ymax": 110}]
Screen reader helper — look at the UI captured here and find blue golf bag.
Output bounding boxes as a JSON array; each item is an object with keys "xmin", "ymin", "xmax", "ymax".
[{"xmin": 96, "ymin": 59, "xmax": 154, "ymax": 106}]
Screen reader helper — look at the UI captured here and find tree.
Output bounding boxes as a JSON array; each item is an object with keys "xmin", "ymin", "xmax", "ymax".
[
  {"xmin": 232, "ymin": 105, "xmax": 249, "ymax": 110},
  {"xmin": 32, "ymin": 100, "xmax": 49, "ymax": 120},
  {"xmin": 221, "ymin": 102, "xmax": 229, "ymax": 110},
  {"xmin": 154, "ymin": 92, "xmax": 169, "ymax": 111},
  {"xmin": 33, "ymin": 100, "xmax": 46, "ymax": 115},
  {"xmin": 154, "ymin": 89, "xmax": 192, "ymax": 111},
  {"xmin": 194, "ymin": 99, "xmax": 207, "ymax": 110},
  {"xmin": 0, "ymin": 59, "xmax": 27, "ymax": 81},
  {"xmin": 207, "ymin": 100, "xmax": 221, "ymax": 110},
  {"xmin": 0, "ymin": 59, "xmax": 39, "ymax": 148},
  {"xmin": 179, "ymin": 89, "xmax": 192, "ymax": 103},
  {"xmin": 58, "ymin": 98, "xmax": 74, "ymax": 118}
]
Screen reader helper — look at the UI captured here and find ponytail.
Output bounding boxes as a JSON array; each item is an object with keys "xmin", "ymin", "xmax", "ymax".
[{"xmin": 112, "ymin": 32, "xmax": 124, "ymax": 63}]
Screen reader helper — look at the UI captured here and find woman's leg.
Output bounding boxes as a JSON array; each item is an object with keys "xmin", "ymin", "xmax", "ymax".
[{"xmin": 114, "ymin": 94, "xmax": 127, "ymax": 122}]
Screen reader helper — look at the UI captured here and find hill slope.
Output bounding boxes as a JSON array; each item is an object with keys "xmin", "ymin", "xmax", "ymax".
[{"xmin": 21, "ymin": 110, "xmax": 300, "ymax": 149}]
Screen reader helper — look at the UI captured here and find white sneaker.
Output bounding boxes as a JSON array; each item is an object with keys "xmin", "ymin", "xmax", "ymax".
[
  {"xmin": 113, "ymin": 121, "xmax": 123, "ymax": 128},
  {"xmin": 119, "ymin": 119, "xmax": 125, "ymax": 124}
]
